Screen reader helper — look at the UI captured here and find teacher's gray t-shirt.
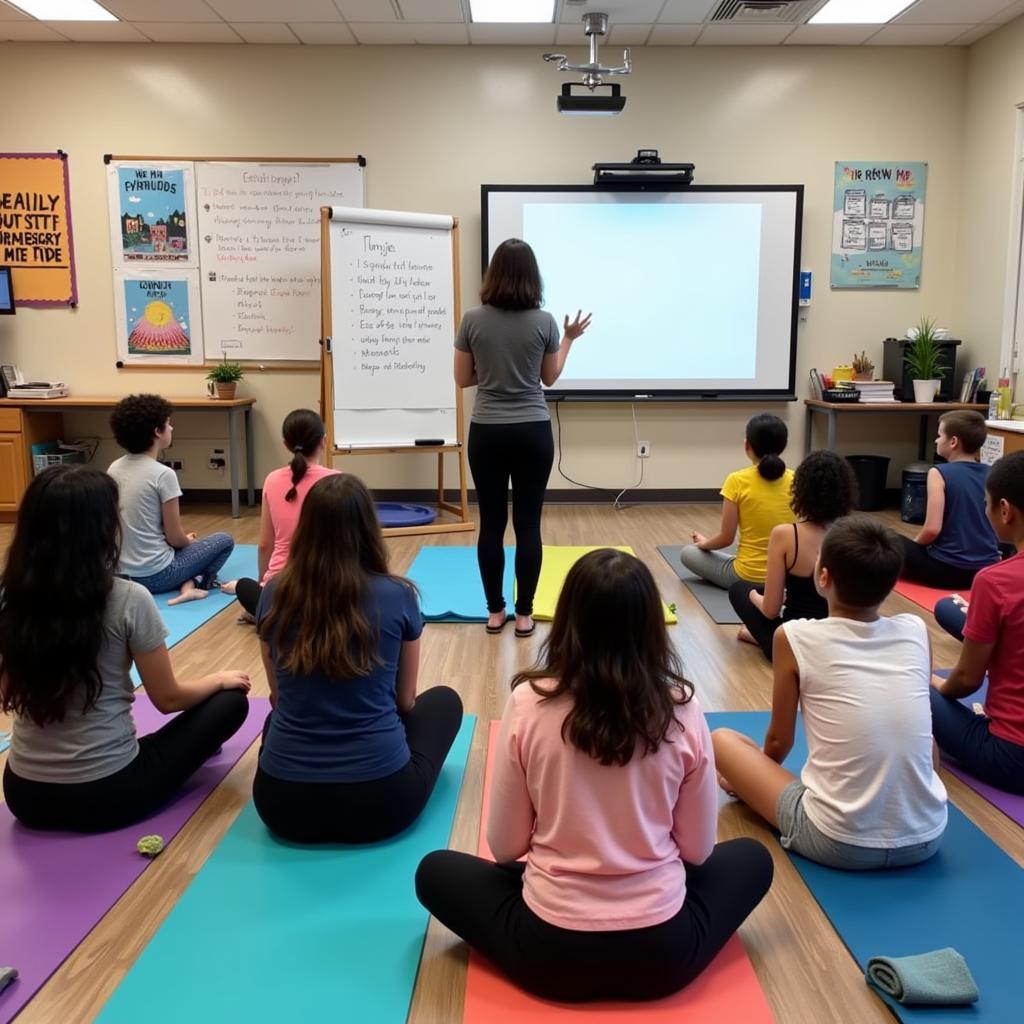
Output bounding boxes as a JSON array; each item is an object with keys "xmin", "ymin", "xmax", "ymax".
[
  {"xmin": 454, "ymin": 305, "xmax": 560, "ymax": 423},
  {"xmin": 8, "ymin": 579, "xmax": 169, "ymax": 783},
  {"xmin": 109, "ymin": 453, "xmax": 182, "ymax": 577}
]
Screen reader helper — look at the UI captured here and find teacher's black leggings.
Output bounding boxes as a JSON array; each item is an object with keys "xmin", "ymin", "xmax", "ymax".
[
  {"xmin": 467, "ymin": 420, "xmax": 554, "ymax": 616},
  {"xmin": 415, "ymin": 838, "xmax": 773, "ymax": 1003}
]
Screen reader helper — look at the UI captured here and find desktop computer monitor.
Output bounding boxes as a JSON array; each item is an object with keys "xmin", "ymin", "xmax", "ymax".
[{"xmin": 0, "ymin": 267, "xmax": 14, "ymax": 315}]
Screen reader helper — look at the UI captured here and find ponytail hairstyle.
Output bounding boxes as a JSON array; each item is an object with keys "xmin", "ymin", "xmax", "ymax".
[
  {"xmin": 511, "ymin": 548, "xmax": 693, "ymax": 767},
  {"xmin": 260, "ymin": 473, "xmax": 416, "ymax": 679},
  {"xmin": 0, "ymin": 465, "xmax": 121, "ymax": 726},
  {"xmin": 746, "ymin": 413, "xmax": 788, "ymax": 482},
  {"xmin": 282, "ymin": 408, "xmax": 326, "ymax": 502}
]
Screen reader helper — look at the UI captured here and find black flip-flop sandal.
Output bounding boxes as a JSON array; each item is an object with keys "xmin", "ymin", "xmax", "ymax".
[
  {"xmin": 485, "ymin": 618, "xmax": 507, "ymax": 635},
  {"xmin": 514, "ymin": 623, "xmax": 536, "ymax": 638}
]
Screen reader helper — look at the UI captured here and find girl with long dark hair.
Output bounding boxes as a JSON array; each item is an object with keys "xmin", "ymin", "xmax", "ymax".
[
  {"xmin": 455, "ymin": 238, "xmax": 591, "ymax": 638},
  {"xmin": 223, "ymin": 408, "xmax": 338, "ymax": 619},
  {"xmin": 415, "ymin": 548, "xmax": 772, "ymax": 1002},
  {"xmin": 253, "ymin": 473, "xmax": 463, "ymax": 843},
  {"xmin": 0, "ymin": 465, "xmax": 250, "ymax": 833}
]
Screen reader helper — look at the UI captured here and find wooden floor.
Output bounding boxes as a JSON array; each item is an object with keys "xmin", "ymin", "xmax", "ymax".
[{"xmin": 4, "ymin": 502, "xmax": 1021, "ymax": 1024}]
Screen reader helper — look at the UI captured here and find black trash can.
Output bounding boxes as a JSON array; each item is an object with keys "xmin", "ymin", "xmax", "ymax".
[
  {"xmin": 846, "ymin": 455, "xmax": 890, "ymax": 512},
  {"xmin": 901, "ymin": 461, "xmax": 931, "ymax": 524}
]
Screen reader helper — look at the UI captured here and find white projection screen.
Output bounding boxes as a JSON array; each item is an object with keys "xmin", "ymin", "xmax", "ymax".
[{"xmin": 482, "ymin": 185, "xmax": 803, "ymax": 401}]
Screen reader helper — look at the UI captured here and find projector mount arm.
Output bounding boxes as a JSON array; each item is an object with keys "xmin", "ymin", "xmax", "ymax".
[{"xmin": 543, "ymin": 12, "xmax": 631, "ymax": 91}]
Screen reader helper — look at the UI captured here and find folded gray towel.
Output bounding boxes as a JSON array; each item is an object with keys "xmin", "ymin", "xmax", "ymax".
[{"xmin": 866, "ymin": 948, "xmax": 979, "ymax": 1006}]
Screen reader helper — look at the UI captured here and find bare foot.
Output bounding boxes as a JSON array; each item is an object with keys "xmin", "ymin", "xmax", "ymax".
[
  {"xmin": 486, "ymin": 611, "xmax": 506, "ymax": 631},
  {"xmin": 168, "ymin": 580, "xmax": 209, "ymax": 606},
  {"xmin": 514, "ymin": 614, "xmax": 535, "ymax": 637},
  {"xmin": 236, "ymin": 610, "xmax": 256, "ymax": 625},
  {"xmin": 219, "ymin": 579, "xmax": 238, "ymax": 595},
  {"xmin": 736, "ymin": 625, "xmax": 757, "ymax": 646}
]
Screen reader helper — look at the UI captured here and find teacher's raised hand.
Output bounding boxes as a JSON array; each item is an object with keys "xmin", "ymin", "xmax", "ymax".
[{"xmin": 563, "ymin": 310, "xmax": 593, "ymax": 340}]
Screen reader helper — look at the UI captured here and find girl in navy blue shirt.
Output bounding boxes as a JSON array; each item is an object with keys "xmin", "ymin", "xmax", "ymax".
[{"xmin": 253, "ymin": 473, "xmax": 463, "ymax": 843}]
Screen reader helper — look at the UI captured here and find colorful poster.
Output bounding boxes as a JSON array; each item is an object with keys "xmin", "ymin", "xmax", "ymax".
[
  {"xmin": 831, "ymin": 161, "xmax": 927, "ymax": 289},
  {"xmin": 106, "ymin": 162, "xmax": 197, "ymax": 266},
  {"xmin": 113, "ymin": 268, "xmax": 204, "ymax": 365},
  {"xmin": 0, "ymin": 152, "xmax": 78, "ymax": 306}
]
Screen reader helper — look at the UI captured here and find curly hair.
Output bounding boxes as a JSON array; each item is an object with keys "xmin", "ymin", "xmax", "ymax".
[
  {"xmin": 791, "ymin": 450, "xmax": 859, "ymax": 523},
  {"xmin": 110, "ymin": 393, "xmax": 174, "ymax": 454}
]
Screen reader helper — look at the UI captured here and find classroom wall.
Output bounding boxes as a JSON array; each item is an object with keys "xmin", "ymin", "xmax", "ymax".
[
  {"xmin": 955, "ymin": 14, "xmax": 1024, "ymax": 394},
  {"xmin": 0, "ymin": 40, "xmax": 979, "ymax": 492}
]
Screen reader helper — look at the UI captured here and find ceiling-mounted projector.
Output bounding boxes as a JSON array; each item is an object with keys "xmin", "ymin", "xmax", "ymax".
[{"xmin": 543, "ymin": 12, "xmax": 631, "ymax": 116}]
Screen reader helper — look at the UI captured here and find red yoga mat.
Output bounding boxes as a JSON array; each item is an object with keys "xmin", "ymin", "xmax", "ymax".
[
  {"xmin": 462, "ymin": 722, "xmax": 774, "ymax": 1023},
  {"xmin": 891, "ymin": 579, "xmax": 955, "ymax": 613}
]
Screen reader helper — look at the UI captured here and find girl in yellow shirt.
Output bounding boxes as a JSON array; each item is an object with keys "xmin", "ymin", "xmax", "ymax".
[{"xmin": 680, "ymin": 414, "xmax": 796, "ymax": 589}]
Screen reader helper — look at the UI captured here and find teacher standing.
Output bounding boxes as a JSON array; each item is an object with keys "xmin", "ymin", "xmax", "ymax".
[{"xmin": 454, "ymin": 238, "xmax": 591, "ymax": 638}]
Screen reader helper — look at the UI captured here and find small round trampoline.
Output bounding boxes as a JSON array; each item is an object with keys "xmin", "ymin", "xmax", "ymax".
[{"xmin": 375, "ymin": 502, "xmax": 437, "ymax": 528}]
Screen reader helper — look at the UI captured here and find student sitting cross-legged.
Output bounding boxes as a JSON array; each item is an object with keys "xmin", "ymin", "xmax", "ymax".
[
  {"xmin": 415, "ymin": 548, "xmax": 773, "ymax": 1003},
  {"xmin": 1, "ymin": 466, "xmax": 251, "ymax": 833},
  {"xmin": 900, "ymin": 411, "xmax": 1000, "ymax": 592},
  {"xmin": 713, "ymin": 517, "xmax": 948, "ymax": 870},
  {"xmin": 729, "ymin": 450, "xmax": 858, "ymax": 660},
  {"xmin": 253, "ymin": 473, "xmax": 463, "ymax": 844},
  {"xmin": 930, "ymin": 451, "xmax": 1024, "ymax": 794}
]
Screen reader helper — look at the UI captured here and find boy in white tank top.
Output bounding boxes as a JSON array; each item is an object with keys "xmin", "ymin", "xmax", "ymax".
[{"xmin": 711, "ymin": 517, "xmax": 947, "ymax": 870}]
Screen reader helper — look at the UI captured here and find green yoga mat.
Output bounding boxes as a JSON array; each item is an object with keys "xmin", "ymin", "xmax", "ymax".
[
  {"xmin": 708, "ymin": 711, "xmax": 1020, "ymax": 1022},
  {"xmin": 98, "ymin": 716, "xmax": 475, "ymax": 1024},
  {"xmin": 406, "ymin": 545, "xmax": 515, "ymax": 622}
]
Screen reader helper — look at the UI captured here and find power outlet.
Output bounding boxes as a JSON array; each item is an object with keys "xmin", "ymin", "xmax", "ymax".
[
  {"xmin": 163, "ymin": 459, "xmax": 184, "ymax": 472},
  {"xmin": 637, "ymin": 440, "xmax": 651, "ymax": 458},
  {"xmin": 208, "ymin": 447, "xmax": 226, "ymax": 472}
]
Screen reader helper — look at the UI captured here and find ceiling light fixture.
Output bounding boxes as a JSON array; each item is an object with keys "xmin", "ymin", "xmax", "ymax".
[
  {"xmin": 7, "ymin": 0, "xmax": 116, "ymax": 19},
  {"xmin": 469, "ymin": 0, "xmax": 555, "ymax": 23},
  {"xmin": 543, "ymin": 12, "xmax": 631, "ymax": 116},
  {"xmin": 809, "ymin": 0, "xmax": 915, "ymax": 24}
]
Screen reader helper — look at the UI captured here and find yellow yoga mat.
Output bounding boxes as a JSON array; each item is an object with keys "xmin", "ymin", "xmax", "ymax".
[{"xmin": 529, "ymin": 546, "xmax": 678, "ymax": 624}]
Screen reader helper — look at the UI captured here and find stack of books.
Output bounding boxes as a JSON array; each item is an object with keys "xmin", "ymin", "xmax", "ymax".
[
  {"xmin": 837, "ymin": 380, "xmax": 896, "ymax": 403},
  {"xmin": 958, "ymin": 367, "xmax": 986, "ymax": 403}
]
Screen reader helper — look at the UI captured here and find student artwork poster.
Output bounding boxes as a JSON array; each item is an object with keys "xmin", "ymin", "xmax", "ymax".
[
  {"xmin": 831, "ymin": 161, "xmax": 927, "ymax": 289},
  {"xmin": 106, "ymin": 161, "xmax": 198, "ymax": 267},
  {"xmin": 113, "ymin": 268, "xmax": 204, "ymax": 365}
]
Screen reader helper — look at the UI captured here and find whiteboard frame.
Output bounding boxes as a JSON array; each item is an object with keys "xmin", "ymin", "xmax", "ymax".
[{"xmin": 320, "ymin": 206, "xmax": 471, "ymax": 537}]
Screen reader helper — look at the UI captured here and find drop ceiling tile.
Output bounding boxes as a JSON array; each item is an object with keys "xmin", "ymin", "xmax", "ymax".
[
  {"xmin": 395, "ymin": 0, "xmax": 463, "ymax": 20},
  {"xmin": 558, "ymin": 0, "xmax": 662, "ymax": 23},
  {"xmin": 784, "ymin": 24, "xmax": 880, "ymax": 45},
  {"xmin": 206, "ymin": 0, "xmax": 341, "ymax": 22},
  {"xmin": 870, "ymin": 23, "xmax": 973, "ymax": 45},
  {"xmin": 696, "ymin": 23, "xmax": 797, "ymax": 45},
  {"xmin": 0, "ymin": 1, "xmax": 33, "ymax": 20},
  {"xmin": 99, "ymin": 0, "xmax": 221, "ymax": 21},
  {"xmin": 49, "ymin": 20, "xmax": 151, "ymax": 40},
  {"xmin": 231, "ymin": 21, "xmax": 300, "ymax": 42},
  {"xmin": 335, "ymin": 0, "xmax": 398, "ymax": 20},
  {"xmin": 648, "ymin": 23, "xmax": 702, "ymax": 44},
  {"xmin": 404, "ymin": 21, "xmax": 469, "ymax": 41},
  {"xmin": 608, "ymin": 23, "xmax": 653, "ymax": 45},
  {"xmin": 896, "ymin": 0, "xmax": 1016, "ymax": 24},
  {"xmin": 137, "ymin": 21, "xmax": 243, "ymax": 41},
  {"xmin": 986, "ymin": 0, "xmax": 1024, "ymax": 21},
  {"xmin": 0, "ymin": 20, "xmax": 66, "ymax": 39},
  {"xmin": 349, "ymin": 21, "xmax": 418, "ymax": 41},
  {"xmin": 289, "ymin": 20, "xmax": 357, "ymax": 42},
  {"xmin": 657, "ymin": 0, "xmax": 719, "ymax": 22},
  {"xmin": 468, "ymin": 23, "xmax": 556, "ymax": 43},
  {"xmin": 946, "ymin": 24, "xmax": 999, "ymax": 45}
]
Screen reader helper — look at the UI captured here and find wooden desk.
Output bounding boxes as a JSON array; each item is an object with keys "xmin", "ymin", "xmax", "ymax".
[
  {"xmin": 985, "ymin": 420, "xmax": 1024, "ymax": 457},
  {"xmin": 804, "ymin": 399, "xmax": 989, "ymax": 460},
  {"xmin": 0, "ymin": 396, "xmax": 256, "ymax": 518}
]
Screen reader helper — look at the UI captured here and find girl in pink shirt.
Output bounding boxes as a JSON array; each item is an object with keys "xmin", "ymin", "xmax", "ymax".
[
  {"xmin": 416, "ymin": 549, "xmax": 772, "ymax": 1002},
  {"xmin": 224, "ymin": 409, "xmax": 338, "ymax": 618}
]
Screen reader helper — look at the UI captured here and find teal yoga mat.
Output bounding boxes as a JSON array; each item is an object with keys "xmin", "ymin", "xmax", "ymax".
[
  {"xmin": 708, "ymin": 711, "xmax": 1020, "ymax": 1022},
  {"xmin": 98, "ymin": 715, "xmax": 476, "ymax": 1024},
  {"xmin": 407, "ymin": 545, "xmax": 515, "ymax": 622}
]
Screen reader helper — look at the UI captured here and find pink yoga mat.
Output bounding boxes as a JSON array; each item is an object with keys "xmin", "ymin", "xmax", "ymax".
[
  {"xmin": 0, "ymin": 694, "xmax": 269, "ymax": 1024},
  {"xmin": 891, "ymin": 579, "xmax": 956, "ymax": 613},
  {"xmin": 462, "ymin": 722, "xmax": 774, "ymax": 1023}
]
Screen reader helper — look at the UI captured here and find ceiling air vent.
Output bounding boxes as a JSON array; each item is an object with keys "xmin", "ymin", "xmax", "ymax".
[{"xmin": 711, "ymin": 0, "xmax": 821, "ymax": 22}]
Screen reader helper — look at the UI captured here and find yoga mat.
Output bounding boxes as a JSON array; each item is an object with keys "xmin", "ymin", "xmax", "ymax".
[
  {"xmin": 709, "ymin": 710, "xmax": 1022, "ymax": 1022},
  {"xmin": 0, "ymin": 693, "xmax": 269, "ymax": 1024},
  {"xmin": 462, "ymin": 722, "xmax": 774, "ymax": 1023},
  {"xmin": 407, "ymin": 545, "xmax": 515, "ymax": 622},
  {"xmin": 98, "ymin": 716, "xmax": 476, "ymax": 1024},
  {"xmin": 534, "ymin": 547, "xmax": 678, "ymax": 625},
  {"xmin": 891, "ymin": 579, "xmax": 953, "ymax": 614},
  {"xmin": 656, "ymin": 545, "xmax": 741, "ymax": 624}
]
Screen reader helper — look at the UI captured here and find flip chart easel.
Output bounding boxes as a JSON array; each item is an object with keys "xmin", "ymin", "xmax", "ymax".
[{"xmin": 320, "ymin": 205, "xmax": 472, "ymax": 537}]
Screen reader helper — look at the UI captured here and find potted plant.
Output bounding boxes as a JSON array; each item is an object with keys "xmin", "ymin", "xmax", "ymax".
[
  {"xmin": 903, "ymin": 317, "xmax": 946, "ymax": 403},
  {"xmin": 852, "ymin": 350, "xmax": 875, "ymax": 381},
  {"xmin": 206, "ymin": 359, "xmax": 243, "ymax": 400}
]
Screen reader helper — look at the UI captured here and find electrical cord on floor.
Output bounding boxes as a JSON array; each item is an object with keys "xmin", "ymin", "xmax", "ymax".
[{"xmin": 553, "ymin": 400, "xmax": 644, "ymax": 510}]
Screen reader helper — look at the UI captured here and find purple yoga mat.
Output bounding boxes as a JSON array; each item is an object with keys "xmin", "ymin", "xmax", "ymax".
[{"xmin": 0, "ymin": 694, "xmax": 269, "ymax": 1024}]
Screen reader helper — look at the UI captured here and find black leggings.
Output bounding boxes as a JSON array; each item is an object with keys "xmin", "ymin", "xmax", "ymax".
[
  {"xmin": 235, "ymin": 577, "xmax": 262, "ymax": 615},
  {"xmin": 467, "ymin": 420, "xmax": 554, "ymax": 616},
  {"xmin": 2, "ymin": 690, "xmax": 250, "ymax": 833},
  {"xmin": 899, "ymin": 537, "xmax": 979, "ymax": 591},
  {"xmin": 415, "ymin": 838, "xmax": 773, "ymax": 1003},
  {"xmin": 252, "ymin": 685, "xmax": 463, "ymax": 844},
  {"xmin": 728, "ymin": 582, "xmax": 780, "ymax": 661}
]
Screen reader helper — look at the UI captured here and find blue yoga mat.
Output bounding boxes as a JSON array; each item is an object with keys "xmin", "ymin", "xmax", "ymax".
[
  {"xmin": 0, "ymin": 545, "xmax": 258, "ymax": 757},
  {"xmin": 406, "ymin": 545, "xmax": 515, "ymax": 622},
  {"xmin": 98, "ymin": 715, "xmax": 476, "ymax": 1024},
  {"xmin": 708, "ymin": 711, "xmax": 1020, "ymax": 1022}
]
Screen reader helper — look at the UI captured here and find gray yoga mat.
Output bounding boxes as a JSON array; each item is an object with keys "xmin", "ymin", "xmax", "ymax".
[{"xmin": 656, "ymin": 545, "xmax": 743, "ymax": 624}]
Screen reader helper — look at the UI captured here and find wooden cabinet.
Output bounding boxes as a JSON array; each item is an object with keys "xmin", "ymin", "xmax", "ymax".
[{"xmin": 0, "ymin": 406, "xmax": 63, "ymax": 517}]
